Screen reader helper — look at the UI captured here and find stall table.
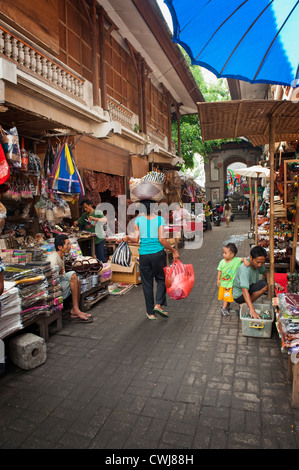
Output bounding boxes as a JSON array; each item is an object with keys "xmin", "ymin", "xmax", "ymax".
[{"xmin": 35, "ymin": 310, "xmax": 63, "ymax": 342}]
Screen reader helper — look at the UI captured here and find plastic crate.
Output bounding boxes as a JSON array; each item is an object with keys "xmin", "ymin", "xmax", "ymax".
[{"xmin": 239, "ymin": 303, "xmax": 274, "ymax": 338}]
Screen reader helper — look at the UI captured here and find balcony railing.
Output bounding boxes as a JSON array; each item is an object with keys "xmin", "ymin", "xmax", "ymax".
[
  {"xmin": 0, "ymin": 26, "xmax": 84, "ymax": 100},
  {"xmin": 107, "ymin": 96, "xmax": 134, "ymax": 129},
  {"xmin": 147, "ymin": 125, "xmax": 167, "ymax": 148}
]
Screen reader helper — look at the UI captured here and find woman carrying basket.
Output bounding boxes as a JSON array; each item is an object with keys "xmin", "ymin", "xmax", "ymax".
[{"xmin": 123, "ymin": 199, "xmax": 179, "ymax": 320}]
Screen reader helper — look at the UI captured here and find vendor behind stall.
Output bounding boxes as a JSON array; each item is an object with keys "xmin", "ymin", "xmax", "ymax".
[{"xmin": 73, "ymin": 199, "xmax": 107, "ymax": 262}]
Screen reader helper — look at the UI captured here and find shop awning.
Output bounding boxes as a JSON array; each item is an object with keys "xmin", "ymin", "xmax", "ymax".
[
  {"xmin": 0, "ymin": 105, "xmax": 72, "ymax": 140},
  {"xmin": 198, "ymin": 100, "xmax": 299, "ymax": 147},
  {"xmin": 197, "ymin": 99, "xmax": 299, "ymax": 299}
]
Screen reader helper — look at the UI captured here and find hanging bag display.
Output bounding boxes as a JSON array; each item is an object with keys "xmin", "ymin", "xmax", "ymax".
[
  {"xmin": 0, "ymin": 141, "xmax": 10, "ymax": 185},
  {"xmin": 50, "ymin": 142, "xmax": 85, "ymax": 195},
  {"xmin": 0, "ymin": 126, "xmax": 21, "ymax": 167},
  {"xmin": 164, "ymin": 259, "xmax": 195, "ymax": 300}
]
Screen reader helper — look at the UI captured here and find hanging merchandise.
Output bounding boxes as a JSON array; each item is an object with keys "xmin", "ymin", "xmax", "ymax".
[
  {"xmin": 0, "ymin": 141, "xmax": 10, "ymax": 185},
  {"xmin": 27, "ymin": 151, "xmax": 42, "ymax": 174},
  {"xmin": 164, "ymin": 259, "xmax": 195, "ymax": 300},
  {"xmin": 0, "ymin": 201, "xmax": 6, "ymax": 234},
  {"xmin": 43, "ymin": 141, "xmax": 55, "ymax": 178},
  {"xmin": 21, "ymin": 138, "xmax": 28, "ymax": 172},
  {"xmin": 0, "ymin": 126, "xmax": 21, "ymax": 168},
  {"xmin": 50, "ymin": 142, "xmax": 85, "ymax": 195}
]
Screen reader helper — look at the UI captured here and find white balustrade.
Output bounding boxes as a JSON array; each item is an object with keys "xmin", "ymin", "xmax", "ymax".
[
  {"xmin": 107, "ymin": 96, "xmax": 134, "ymax": 129},
  {"xmin": 0, "ymin": 27, "xmax": 84, "ymax": 99}
]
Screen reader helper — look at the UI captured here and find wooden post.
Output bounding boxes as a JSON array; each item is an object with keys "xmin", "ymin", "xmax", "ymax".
[
  {"xmin": 290, "ymin": 185, "xmax": 299, "ymax": 273},
  {"xmin": 269, "ymin": 115, "xmax": 275, "ymax": 299},
  {"xmin": 175, "ymin": 103, "xmax": 181, "ymax": 157},
  {"xmin": 81, "ymin": 0, "xmax": 99, "ymax": 106},
  {"xmin": 98, "ymin": 8, "xmax": 107, "ymax": 111}
]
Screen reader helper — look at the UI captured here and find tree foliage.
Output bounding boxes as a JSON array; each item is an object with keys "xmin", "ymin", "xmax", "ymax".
[{"xmin": 172, "ymin": 49, "xmax": 231, "ymax": 169}]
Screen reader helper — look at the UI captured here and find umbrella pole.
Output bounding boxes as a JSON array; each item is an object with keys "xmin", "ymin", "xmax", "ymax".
[
  {"xmin": 255, "ymin": 178, "xmax": 258, "ymax": 245},
  {"xmin": 249, "ymin": 177, "xmax": 254, "ymax": 234},
  {"xmin": 269, "ymin": 115, "xmax": 275, "ymax": 299}
]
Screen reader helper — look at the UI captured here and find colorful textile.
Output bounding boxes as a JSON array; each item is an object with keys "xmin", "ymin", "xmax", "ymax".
[{"xmin": 51, "ymin": 143, "xmax": 84, "ymax": 195}]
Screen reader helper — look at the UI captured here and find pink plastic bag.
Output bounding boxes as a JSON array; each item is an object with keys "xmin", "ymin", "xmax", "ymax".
[{"xmin": 164, "ymin": 259, "xmax": 195, "ymax": 300}]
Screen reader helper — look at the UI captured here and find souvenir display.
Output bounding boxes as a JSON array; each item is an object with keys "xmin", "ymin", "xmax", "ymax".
[{"xmin": 276, "ymin": 293, "xmax": 299, "ymax": 351}]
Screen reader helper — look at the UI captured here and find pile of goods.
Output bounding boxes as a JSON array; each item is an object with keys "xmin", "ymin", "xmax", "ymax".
[
  {"xmin": 276, "ymin": 293, "xmax": 299, "ymax": 352},
  {"xmin": 129, "ymin": 172, "xmax": 165, "ymax": 202}
]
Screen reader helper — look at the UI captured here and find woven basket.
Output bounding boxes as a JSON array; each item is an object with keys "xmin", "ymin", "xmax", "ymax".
[{"xmin": 130, "ymin": 179, "xmax": 164, "ymax": 202}]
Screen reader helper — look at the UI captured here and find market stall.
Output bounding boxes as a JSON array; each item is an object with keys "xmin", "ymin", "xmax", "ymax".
[
  {"xmin": 198, "ymin": 99, "xmax": 299, "ymax": 408},
  {"xmin": 0, "ymin": 127, "xmax": 113, "ymax": 343}
]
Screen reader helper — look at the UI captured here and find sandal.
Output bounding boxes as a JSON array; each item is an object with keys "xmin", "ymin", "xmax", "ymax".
[
  {"xmin": 146, "ymin": 313, "xmax": 156, "ymax": 320},
  {"xmin": 153, "ymin": 307, "xmax": 168, "ymax": 318},
  {"xmin": 71, "ymin": 315, "xmax": 93, "ymax": 323}
]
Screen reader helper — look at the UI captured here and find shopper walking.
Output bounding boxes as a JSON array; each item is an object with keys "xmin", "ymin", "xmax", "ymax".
[
  {"xmin": 224, "ymin": 199, "xmax": 232, "ymax": 227},
  {"xmin": 123, "ymin": 199, "xmax": 179, "ymax": 320},
  {"xmin": 204, "ymin": 200, "xmax": 212, "ymax": 231}
]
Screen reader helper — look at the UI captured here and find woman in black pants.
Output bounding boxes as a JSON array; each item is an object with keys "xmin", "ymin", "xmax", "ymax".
[{"xmin": 123, "ymin": 200, "xmax": 179, "ymax": 320}]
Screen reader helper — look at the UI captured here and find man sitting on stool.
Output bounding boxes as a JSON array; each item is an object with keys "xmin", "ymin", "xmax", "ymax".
[
  {"xmin": 48, "ymin": 234, "xmax": 93, "ymax": 323},
  {"xmin": 232, "ymin": 245, "xmax": 269, "ymax": 319}
]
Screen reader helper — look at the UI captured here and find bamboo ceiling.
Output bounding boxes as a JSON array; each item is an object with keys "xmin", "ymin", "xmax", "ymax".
[{"xmin": 197, "ymin": 100, "xmax": 299, "ymax": 147}]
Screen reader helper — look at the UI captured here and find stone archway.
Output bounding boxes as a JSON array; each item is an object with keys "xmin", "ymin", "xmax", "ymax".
[
  {"xmin": 204, "ymin": 142, "xmax": 262, "ymax": 203},
  {"xmin": 224, "ymin": 155, "xmax": 249, "ymax": 198}
]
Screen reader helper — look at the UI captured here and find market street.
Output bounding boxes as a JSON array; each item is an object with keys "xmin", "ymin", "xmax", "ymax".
[{"xmin": 0, "ymin": 217, "xmax": 299, "ymax": 450}]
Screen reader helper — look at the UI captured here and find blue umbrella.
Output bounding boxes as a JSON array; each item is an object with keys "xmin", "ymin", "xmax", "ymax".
[{"xmin": 164, "ymin": 0, "xmax": 299, "ymax": 87}]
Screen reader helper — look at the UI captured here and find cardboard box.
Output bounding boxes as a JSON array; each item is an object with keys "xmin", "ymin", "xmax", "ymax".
[
  {"xmin": 109, "ymin": 243, "xmax": 141, "ymax": 284},
  {"xmin": 129, "ymin": 244, "xmax": 140, "ymax": 258},
  {"xmin": 110, "ymin": 260, "xmax": 141, "ymax": 285}
]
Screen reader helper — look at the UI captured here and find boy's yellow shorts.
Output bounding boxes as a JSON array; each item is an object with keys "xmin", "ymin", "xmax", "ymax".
[{"xmin": 218, "ymin": 286, "xmax": 234, "ymax": 302}]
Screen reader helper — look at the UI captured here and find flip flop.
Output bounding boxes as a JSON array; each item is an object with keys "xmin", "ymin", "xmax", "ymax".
[
  {"xmin": 153, "ymin": 307, "xmax": 168, "ymax": 318},
  {"xmin": 146, "ymin": 313, "xmax": 156, "ymax": 320},
  {"xmin": 71, "ymin": 316, "xmax": 93, "ymax": 323}
]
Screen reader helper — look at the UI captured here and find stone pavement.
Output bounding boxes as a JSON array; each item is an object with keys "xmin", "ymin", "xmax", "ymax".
[{"xmin": 0, "ymin": 217, "xmax": 299, "ymax": 450}]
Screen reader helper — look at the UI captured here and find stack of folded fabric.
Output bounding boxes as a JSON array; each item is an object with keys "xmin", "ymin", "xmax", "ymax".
[
  {"xmin": 25, "ymin": 262, "xmax": 54, "ymax": 316},
  {"xmin": 51, "ymin": 266, "xmax": 63, "ymax": 314},
  {"xmin": 4, "ymin": 266, "xmax": 51, "ymax": 324},
  {"xmin": 0, "ymin": 281, "xmax": 22, "ymax": 339}
]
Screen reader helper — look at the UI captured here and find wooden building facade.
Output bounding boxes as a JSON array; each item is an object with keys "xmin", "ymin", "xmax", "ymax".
[{"xmin": 0, "ymin": 0, "xmax": 204, "ymax": 207}]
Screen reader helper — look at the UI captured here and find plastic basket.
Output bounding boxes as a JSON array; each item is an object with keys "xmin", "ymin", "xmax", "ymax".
[{"xmin": 239, "ymin": 303, "xmax": 273, "ymax": 338}]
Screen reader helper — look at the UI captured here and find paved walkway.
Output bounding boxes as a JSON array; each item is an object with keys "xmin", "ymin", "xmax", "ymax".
[{"xmin": 0, "ymin": 217, "xmax": 299, "ymax": 450}]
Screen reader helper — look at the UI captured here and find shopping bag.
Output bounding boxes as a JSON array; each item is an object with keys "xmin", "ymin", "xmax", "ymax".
[
  {"xmin": 164, "ymin": 259, "xmax": 195, "ymax": 300},
  {"xmin": 111, "ymin": 241, "xmax": 132, "ymax": 267}
]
